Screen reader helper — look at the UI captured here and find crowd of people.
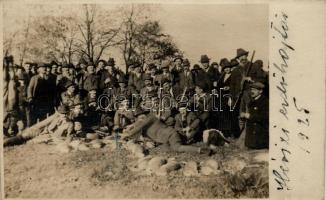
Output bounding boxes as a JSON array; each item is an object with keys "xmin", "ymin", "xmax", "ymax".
[{"xmin": 3, "ymin": 48, "xmax": 269, "ymax": 151}]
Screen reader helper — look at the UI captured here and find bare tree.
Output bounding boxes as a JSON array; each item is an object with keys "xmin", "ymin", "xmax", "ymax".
[{"xmin": 76, "ymin": 4, "xmax": 121, "ymax": 64}]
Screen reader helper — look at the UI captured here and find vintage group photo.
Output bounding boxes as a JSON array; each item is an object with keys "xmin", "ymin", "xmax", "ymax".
[{"xmin": 2, "ymin": 3, "xmax": 269, "ymax": 199}]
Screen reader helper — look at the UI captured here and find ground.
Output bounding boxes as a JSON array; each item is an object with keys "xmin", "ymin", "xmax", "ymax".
[{"xmin": 4, "ymin": 139, "xmax": 268, "ymax": 199}]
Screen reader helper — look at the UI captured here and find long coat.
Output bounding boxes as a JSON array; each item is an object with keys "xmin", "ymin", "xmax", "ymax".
[
  {"xmin": 245, "ymin": 95, "xmax": 269, "ymax": 149},
  {"xmin": 83, "ymin": 73, "xmax": 99, "ymax": 92}
]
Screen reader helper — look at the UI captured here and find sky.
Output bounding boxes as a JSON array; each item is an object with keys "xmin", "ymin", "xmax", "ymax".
[
  {"xmin": 3, "ymin": 3, "xmax": 269, "ymax": 70},
  {"xmin": 156, "ymin": 4, "xmax": 269, "ymax": 68}
]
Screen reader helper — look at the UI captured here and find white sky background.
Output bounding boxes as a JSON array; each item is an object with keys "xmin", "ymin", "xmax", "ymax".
[{"xmin": 3, "ymin": 3, "xmax": 268, "ymax": 70}]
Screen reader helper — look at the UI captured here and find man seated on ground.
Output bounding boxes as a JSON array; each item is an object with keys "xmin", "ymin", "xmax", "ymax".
[
  {"xmin": 45, "ymin": 105, "xmax": 74, "ymax": 138},
  {"xmin": 113, "ymin": 99, "xmax": 135, "ymax": 132},
  {"xmin": 174, "ymin": 105, "xmax": 200, "ymax": 144},
  {"xmin": 121, "ymin": 108, "xmax": 212, "ymax": 154}
]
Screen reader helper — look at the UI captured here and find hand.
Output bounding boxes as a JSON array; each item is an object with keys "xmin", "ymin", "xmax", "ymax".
[
  {"xmin": 243, "ymin": 76, "xmax": 253, "ymax": 82},
  {"xmin": 104, "ymin": 78, "xmax": 111, "ymax": 84},
  {"xmin": 223, "ymin": 86, "xmax": 230, "ymax": 91},
  {"xmin": 228, "ymin": 98, "xmax": 232, "ymax": 107},
  {"xmin": 240, "ymin": 112, "xmax": 250, "ymax": 119}
]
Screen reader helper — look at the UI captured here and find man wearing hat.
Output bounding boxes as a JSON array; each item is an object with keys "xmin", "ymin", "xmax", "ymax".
[
  {"xmin": 82, "ymin": 63, "xmax": 99, "ymax": 93},
  {"xmin": 174, "ymin": 105, "xmax": 201, "ymax": 144},
  {"xmin": 96, "ymin": 59, "xmax": 107, "ymax": 75},
  {"xmin": 156, "ymin": 60, "xmax": 173, "ymax": 85},
  {"xmin": 46, "ymin": 105, "xmax": 74, "ymax": 138},
  {"xmin": 177, "ymin": 58, "xmax": 194, "ymax": 89},
  {"xmin": 113, "ymin": 76, "xmax": 137, "ymax": 107},
  {"xmin": 99, "ymin": 58, "xmax": 118, "ymax": 90},
  {"xmin": 190, "ymin": 84, "xmax": 213, "ymax": 131},
  {"xmin": 128, "ymin": 61, "xmax": 145, "ymax": 92},
  {"xmin": 157, "ymin": 78, "xmax": 177, "ymax": 126},
  {"xmin": 61, "ymin": 81, "xmax": 81, "ymax": 109},
  {"xmin": 27, "ymin": 63, "xmax": 52, "ymax": 125},
  {"xmin": 200, "ymin": 55, "xmax": 219, "ymax": 92},
  {"xmin": 240, "ymin": 82, "xmax": 269, "ymax": 149},
  {"xmin": 140, "ymin": 74, "xmax": 158, "ymax": 110}
]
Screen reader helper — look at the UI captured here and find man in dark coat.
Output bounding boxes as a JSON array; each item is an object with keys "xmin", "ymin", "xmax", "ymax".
[
  {"xmin": 199, "ymin": 55, "xmax": 219, "ymax": 92},
  {"xmin": 128, "ymin": 62, "xmax": 144, "ymax": 92},
  {"xmin": 240, "ymin": 82, "xmax": 269, "ymax": 149},
  {"xmin": 83, "ymin": 63, "xmax": 99, "ymax": 93},
  {"xmin": 27, "ymin": 64, "xmax": 52, "ymax": 125},
  {"xmin": 99, "ymin": 58, "xmax": 118, "ymax": 90},
  {"xmin": 177, "ymin": 59, "xmax": 194, "ymax": 92}
]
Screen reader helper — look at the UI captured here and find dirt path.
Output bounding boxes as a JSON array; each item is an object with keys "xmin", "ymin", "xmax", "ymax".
[{"xmin": 4, "ymin": 141, "xmax": 268, "ymax": 198}]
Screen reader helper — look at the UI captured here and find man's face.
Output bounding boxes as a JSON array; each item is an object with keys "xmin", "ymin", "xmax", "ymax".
[
  {"xmin": 74, "ymin": 122, "xmax": 82, "ymax": 131},
  {"xmin": 175, "ymin": 59, "xmax": 182, "ymax": 66},
  {"xmin": 224, "ymin": 67, "xmax": 231, "ymax": 74},
  {"xmin": 238, "ymin": 55, "xmax": 248, "ymax": 67},
  {"xmin": 24, "ymin": 64, "xmax": 31, "ymax": 72},
  {"xmin": 98, "ymin": 62, "xmax": 104, "ymax": 69},
  {"xmin": 67, "ymin": 85, "xmax": 75, "ymax": 93},
  {"xmin": 134, "ymin": 66, "xmax": 141, "ymax": 73},
  {"xmin": 195, "ymin": 86, "xmax": 203, "ymax": 94},
  {"xmin": 80, "ymin": 64, "xmax": 86, "ymax": 70},
  {"xmin": 73, "ymin": 105, "xmax": 83, "ymax": 115},
  {"xmin": 145, "ymin": 80, "xmax": 152, "ymax": 86},
  {"xmin": 250, "ymin": 87, "xmax": 262, "ymax": 98},
  {"xmin": 38, "ymin": 67, "xmax": 46, "ymax": 74},
  {"xmin": 163, "ymin": 83, "xmax": 170, "ymax": 92},
  {"xmin": 89, "ymin": 91, "xmax": 97, "ymax": 99},
  {"xmin": 119, "ymin": 82, "xmax": 126, "ymax": 88},
  {"xmin": 69, "ymin": 68, "xmax": 75, "ymax": 75},
  {"xmin": 62, "ymin": 68, "xmax": 69, "ymax": 75},
  {"xmin": 150, "ymin": 68, "xmax": 156, "ymax": 75},
  {"xmin": 87, "ymin": 66, "xmax": 95, "ymax": 74},
  {"xmin": 104, "ymin": 65, "xmax": 112, "ymax": 73},
  {"xmin": 46, "ymin": 67, "xmax": 51, "ymax": 74},
  {"xmin": 202, "ymin": 62, "xmax": 209, "ymax": 69},
  {"xmin": 183, "ymin": 65, "xmax": 189, "ymax": 71},
  {"xmin": 162, "ymin": 68, "xmax": 169, "ymax": 73},
  {"xmin": 51, "ymin": 65, "xmax": 57, "ymax": 74}
]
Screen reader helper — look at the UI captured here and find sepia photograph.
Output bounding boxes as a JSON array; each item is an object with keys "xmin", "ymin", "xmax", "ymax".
[{"xmin": 2, "ymin": 2, "xmax": 270, "ymax": 199}]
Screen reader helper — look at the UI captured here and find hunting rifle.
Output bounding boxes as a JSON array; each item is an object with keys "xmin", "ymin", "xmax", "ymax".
[{"xmin": 232, "ymin": 50, "xmax": 256, "ymax": 111}]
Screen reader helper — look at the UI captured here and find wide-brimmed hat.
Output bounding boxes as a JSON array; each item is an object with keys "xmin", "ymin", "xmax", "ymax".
[
  {"xmin": 250, "ymin": 82, "xmax": 265, "ymax": 90},
  {"xmin": 65, "ymin": 80, "xmax": 75, "ymax": 89},
  {"xmin": 57, "ymin": 105, "xmax": 69, "ymax": 114},
  {"xmin": 200, "ymin": 55, "xmax": 210, "ymax": 63},
  {"xmin": 229, "ymin": 59, "xmax": 239, "ymax": 68},
  {"xmin": 107, "ymin": 58, "xmax": 115, "ymax": 66},
  {"xmin": 182, "ymin": 59, "xmax": 190, "ymax": 67},
  {"xmin": 192, "ymin": 64, "xmax": 201, "ymax": 71},
  {"xmin": 235, "ymin": 48, "xmax": 249, "ymax": 59},
  {"xmin": 144, "ymin": 73, "xmax": 153, "ymax": 81},
  {"xmin": 219, "ymin": 58, "xmax": 230, "ymax": 68},
  {"xmin": 253, "ymin": 60, "xmax": 263, "ymax": 69}
]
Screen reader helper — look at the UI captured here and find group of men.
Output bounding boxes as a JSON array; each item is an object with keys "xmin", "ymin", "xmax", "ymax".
[{"xmin": 3, "ymin": 48, "xmax": 269, "ymax": 151}]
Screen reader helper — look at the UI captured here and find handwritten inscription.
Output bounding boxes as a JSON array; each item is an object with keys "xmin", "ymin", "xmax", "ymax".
[{"xmin": 271, "ymin": 12, "xmax": 311, "ymax": 191}]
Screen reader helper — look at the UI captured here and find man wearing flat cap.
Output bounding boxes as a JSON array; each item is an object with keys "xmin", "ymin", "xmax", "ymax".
[{"xmin": 240, "ymin": 81, "xmax": 269, "ymax": 149}]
